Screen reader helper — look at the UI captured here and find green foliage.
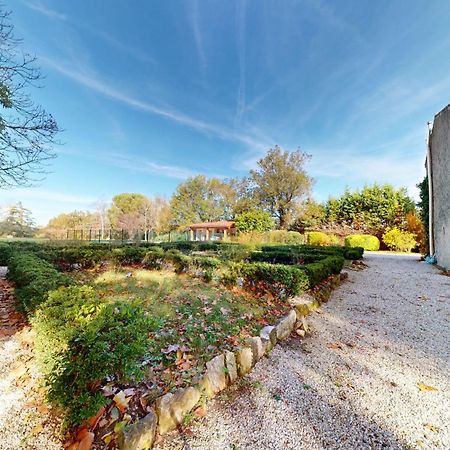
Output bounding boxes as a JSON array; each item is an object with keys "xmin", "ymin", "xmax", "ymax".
[
  {"xmin": 7, "ymin": 252, "xmax": 70, "ymax": 314},
  {"xmin": 344, "ymin": 234, "xmax": 380, "ymax": 251},
  {"xmin": 32, "ymin": 285, "xmax": 154, "ymax": 426},
  {"xmin": 292, "ymin": 199, "xmax": 326, "ymax": 229},
  {"xmin": 55, "ymin": 246, "xmax": 110, "ymax": 269},
  {"xmin": 417, "ymin": 176, "xmax": 429, "ymax": 253},
  {"xmin": 301, "ymin": 256, "xmax": 344, "ymax": 287},
  {"xmin": 165, "ymin": 249, "xmax": 192, "ymax": 273},
  {"xmin": 235, "ymin": 210, "xmax": 274, "ymax": 233},
  {"xmin": 142, "ymin": 246, "xmax": 165, "ymax": 269},
  {"xmin": 250, "ymin": 146, "xmax": 312, "ymax": 229},
  {"xmin": 238, "ymin": 262, "xmax": 310, "ymax": 298},
  {"xmin": 0, "ymin": 242, "xmax": 12, "ymax": 264},
  {"xmin": 325, "ymin": 184, "xmax": 416, "ymax": 231},
  {"xmin": 235, "ymin": 230, "xmax": 304, "ymax": 245},
  {"xmin": 382, "ymin": 227, "xmax": 417, "ymax": 252},
  {"xmin": 111, "ymin": 246, "xmax": 147, "ymax": 265},
  {"xmin": 170, "ymin": 175, "xmax": 233, "ymax": 225},
  {"xmin": 0, "ymin": 202, "xmax": 36, "ymax": 237}
]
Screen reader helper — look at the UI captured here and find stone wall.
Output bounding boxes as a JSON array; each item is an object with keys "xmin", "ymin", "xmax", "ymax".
[{"xmin": 430, "ymin": 104, "xmax": 450, "ymax": 269}]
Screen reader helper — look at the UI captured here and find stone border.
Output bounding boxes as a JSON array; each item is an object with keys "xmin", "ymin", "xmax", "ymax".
[{"xmin": 119, "ymin": 273, "xmax": 346, "ymax": 450}]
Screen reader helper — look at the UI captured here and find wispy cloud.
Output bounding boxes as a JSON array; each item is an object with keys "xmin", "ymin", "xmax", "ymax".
[
  {"xmin": 23, "ymin": 0, "xmax": 66, "ymax": 21},
  {"xmin": 234, "ymin": 0, "xmax": 247, "ymax": 125},
  {"xmin": 41, "ymin": 56, "xmax": 271, "ymax": 152},
  {"xmin": 189, "ymin": 0, "xmax": 207, "ymax": 71}
]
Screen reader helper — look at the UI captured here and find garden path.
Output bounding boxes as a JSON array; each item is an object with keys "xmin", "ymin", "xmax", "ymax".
[
  {"xmin": 155, "ymin": 253, "xmax": 450, "ymax": 450},
  {"xmin": 0, "ymin": 267, "xmax": 63, "ymax": 450}
]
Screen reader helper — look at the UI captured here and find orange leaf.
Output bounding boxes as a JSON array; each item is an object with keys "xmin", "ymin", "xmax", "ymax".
[
  {"xmin": 193, "ymin": 407, "xmax": 206, "ymax": 418},
  {"xmin": 87, "ymin": 406, "xmax": 105, "ymax": 430},
  {"xmin": 78, "ymin": 432, "xmax": 94, "ymax": 450}
]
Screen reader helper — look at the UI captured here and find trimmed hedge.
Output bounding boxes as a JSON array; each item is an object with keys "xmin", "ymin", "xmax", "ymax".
[
  {"xmin": 345, "ymin": 234, "xmax": 380, "ymax": 251},
  {"xmin": 0, "ymin": 242, "xmax": 12, "ymax": 265},
  {"xmin": 33, "ymin": 285, "xmax": 155, "ymax": 426},
  {"xmin": 300, "ymin": 255, "xmax": 344, "ymax": 287},
  {"xmin": 7, "ymin": 252, "xmax": 70, "ymax": 314}
]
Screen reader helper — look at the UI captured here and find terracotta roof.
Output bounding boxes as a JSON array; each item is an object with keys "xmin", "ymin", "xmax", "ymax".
[{"xmin": 186, "ymin": 220, "xmax": 235, "ymax": 230}]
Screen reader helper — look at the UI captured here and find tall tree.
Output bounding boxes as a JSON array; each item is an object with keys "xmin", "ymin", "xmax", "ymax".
[
  {"xmin": 0, "ymin": 202, "xmax": 35, "ymax": 237},
  {"xmin": 0, "ymin": 9, "xmax": 60, "ymax": 187},
  {"xmin": 417, "ymin": 176, "xmax": 429, "ymax": 252},
  {"xmin": 170, "ymin": 176, "xmax": 232, "ymax": 225},
  {"xmin": 250, "ymin": 146, "xmax": 312, "ymax": 229},
  {"xmin": 108, "ymin": 193, "xmax": 149, "ymax": 237}
]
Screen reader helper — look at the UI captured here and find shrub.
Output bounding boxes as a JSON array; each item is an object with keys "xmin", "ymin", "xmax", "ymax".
[
  {"xmin": 7, "ymin": 252, "xmax": 70, "ymax": 314},
  {"xmin": 33, "ymin": 285, "xmax": 155, "ymax": 426},
  {"xmin": 219, "ymin": 243, "xmax": 253, "ymax": 262},
  {"xmin": 0, "ymin": 242, "xmax": 12, "ymax": 265},
  {"xmin": 235, "ymin": 210, "xmax": 274, "ymax": 233},
  {"xmin": 165, "ymin": 249, "xmax": 192, "ymax": 273},
  {"xmin": 343, "ymin": 247, "xmax": 364, "ymax": 260},
  {"xmin": 142, "ymin": 247, "xmax": 165, "ymax": 269},
  {"xmin": 55, "ymin": 246, "xmax": 109, "ymax": 270},
  {"xmin": 306, "ymin": 231, "xmax": 332, "ymax": 246},
  {"xmin": 345, "ymin": 234, "xmax": 380, "ymax": 251},
  {"xmin": 234, "ymin": 230, "xmax": 304, "ymax": 245},
  {"xmin": 382, "ymin": 227, "xmax": 417, "ymax": 252},
  {"xmin": 301, "ymin": 256, "xmax": 344, "ymax": 287},
  {"xmin": 112, "ymin": 246, "xmax": 147, "ymax": 265},
  {"xmin": 238, "ymin": 262, "xmax": 310, "ymax": 298}
]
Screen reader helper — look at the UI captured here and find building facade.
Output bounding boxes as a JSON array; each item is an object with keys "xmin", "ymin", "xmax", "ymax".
[{"xmin": 427, "ymin": 104, "xmax": 450, "ymax": 269}]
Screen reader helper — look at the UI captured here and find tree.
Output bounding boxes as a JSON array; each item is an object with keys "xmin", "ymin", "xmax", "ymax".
[
  {"xmin": 417, "ymin": 176, "xmax": 429, "ymax": 252},
  {"xmin": 250, "ymin": 146, "xmax": 312, "ymax": 229},
  {"xmin": 0, "ymin": 9, "xmax": 60, "ymax": 187},
  {"xmin": 39, "ymin": 210, "xmax": 98, "ymax": 238},
  {"xmin": 291, "ymin": 198, "xmax": 326, "ymax": 231},
  {"xmin": 170, "ymin": 176, "xmax": 232, "ymax": 225},
  {"xmin": 235, "ymin": 209, "xmax": 274, "ymax": 233},
  {"xmin": 108, "ymin": 193, "xmax": 149, "ymax": 238},
  {"xmin": 324, "ymin": 184, "xmax": 416, "ymax": 232},
  {"xmin": 0, "ymin": 202, "xmax": 35, "ymax": 237}
]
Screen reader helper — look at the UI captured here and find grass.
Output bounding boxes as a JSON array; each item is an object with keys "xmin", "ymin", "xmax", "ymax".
[{"xmin": 76, "ymin": 267, "xmax": 291, "ymax": 391}]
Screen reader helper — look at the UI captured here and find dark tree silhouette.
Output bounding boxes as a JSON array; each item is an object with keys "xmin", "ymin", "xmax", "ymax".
[{"xmin": 0, "ymin": 8, "xmax": 60, "ymax": 187}]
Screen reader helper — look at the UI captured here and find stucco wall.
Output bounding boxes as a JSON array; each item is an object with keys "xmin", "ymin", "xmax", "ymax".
[{"xmin": 430, "ymin": 105, "xmax": 450, "ymax": 269}]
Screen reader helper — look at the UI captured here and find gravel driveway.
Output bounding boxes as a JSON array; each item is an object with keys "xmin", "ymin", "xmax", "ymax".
[{"xmin": 155, "ymin": 253, "xmax": 450, "ymax": 450}]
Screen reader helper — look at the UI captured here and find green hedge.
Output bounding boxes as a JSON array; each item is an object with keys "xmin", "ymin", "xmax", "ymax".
[
  {"xmin": 0, "ymin": 242, "xmax": 12, "ymax": 265},
  {"xmin": 300, "ymin": 255, "xmax": 344, "ymax": 287},
  {"xmin": 7, "ymin": 252, "xmax": 70, "ymax": 314},
  {"xmin": 237, "ymin": 262, "xmax": 310, "ymax": 298},
  {"xmin": 345, "ymin": 234, "xmax": 380, "ymax": 251},
  {"xmin": 32, "ymin": 285, "xmax": 155, "ymax": 426}
]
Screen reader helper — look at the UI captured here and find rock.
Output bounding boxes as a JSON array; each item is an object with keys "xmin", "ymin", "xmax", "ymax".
[
  {"xmin": 301, "ymin": 316, "xmax": 309, "ymax": 332},
  {"xmin": 155, "ymin": 387, "xmax": 201, "ymax": 434},
  {"xmin": 236, "ymin": 347, "xmax": 253, "ymax": 376},
  {"xmin": 119, "ymin": 410, "xmax": 157, "ymax": 450},
  {"xmin": 197, "ymin": 372, "xmax": 215, "ymax": 398},
  {"xmin": 296, "ymin": 328, "xmax": 306, "ymax": 337},
  {"xmin": 248, "ymin": 336, "xmax": 265, "ymax": 364},
  {"xmin": 276, "ymin": 309, "xmax": 297, "ymax": 340},
  {"xmin": 294, "ymin": 299, "xmax": 313, "ymax": 318},
  {"xmin": 260, "ymin": 325, "xmax": 277, "ymax": 353},
  {"xmin": 224, "ymin": 350, "xmax": 238, "ymax": 384},
  {"xmin": 205, "ymin": 354, "xmax": 227, "ymax": 393}
]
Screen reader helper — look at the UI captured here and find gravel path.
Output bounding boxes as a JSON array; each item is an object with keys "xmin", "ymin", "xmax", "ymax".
[
  {"xmin": 0, "ymin": 267, "xmax": 63, "ymax": 450},
  {"xmin": 155, "ymin": 253, "xmax": 450, "ymax": 450}
]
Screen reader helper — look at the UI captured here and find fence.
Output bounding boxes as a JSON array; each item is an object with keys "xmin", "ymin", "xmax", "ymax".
[{"xmin": 62, "ymin": 229, "xmax": 189, "ymax": 243}]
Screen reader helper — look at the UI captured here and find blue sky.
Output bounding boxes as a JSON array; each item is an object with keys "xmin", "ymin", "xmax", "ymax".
[{"xmin": 2, "ymin": 0, "xmax": 450, "ymax": 225}]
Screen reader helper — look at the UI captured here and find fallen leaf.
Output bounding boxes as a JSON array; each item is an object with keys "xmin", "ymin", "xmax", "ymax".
[
  {"xmin": 417, "ymin": 383, "xmax": 438, "ymax": 392},
  {"xmin": 113, "ymin": 390, "xmax": 131, "ymax": 412},
  {"xmin": 193, "ymin": 407, "xmax": 206, "ymax": 418},
  {"xmin": 87, "ymin": 406, "xmax": 105, "ymax": 430},
  {"xmin": 327, "ymin": 342, "xmax": 344, "ymax": 350},
  {"xmin": 31, "ymin": 423, "xmax": 43, "ymax": 435},
  {"xmin": 78, "ymin": 431, "xmax": 94, "ymax": 450},
  {"xmin": 424, "ymin": 423, "xmax": 439, "ymax": 433},
  {"xmin": 123, "ymin": 388, "xmax": 135, "ymax": 396},
  {"xmin": 102, "ymin": 431, "xmax": 114, "ymax": 445},
  {"xmin": 162, "ymin": 344, "xmax": 179, "ymax": 354}
]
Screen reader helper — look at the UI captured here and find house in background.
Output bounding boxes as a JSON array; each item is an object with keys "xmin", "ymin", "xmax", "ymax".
[
  {"xmin": 186, "ymin": 221, "xmax": 235, "ymax": 241},
  {"xmin": 427, "ymin": 103, "xmax": 450, "ymax": 269}
]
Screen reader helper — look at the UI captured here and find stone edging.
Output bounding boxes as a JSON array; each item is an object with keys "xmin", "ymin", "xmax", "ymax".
[{"xmin": 119, "ymin": 273, "xmax": 346, "ymax": 450}]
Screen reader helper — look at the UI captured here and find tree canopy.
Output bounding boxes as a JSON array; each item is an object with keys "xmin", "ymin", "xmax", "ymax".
[
  {"xmin": 0, "ymin": 202, "xmax": 35, "ymax": 237},
  {"xmin": 250, "ymin": 146, "xmax": 312, "ymax": 229},
  {"xmin": 235, "ymin": 209, "xmax": 274, "ymax": 233}
]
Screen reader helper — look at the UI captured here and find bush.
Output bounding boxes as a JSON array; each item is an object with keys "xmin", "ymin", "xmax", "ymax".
[
  {"xmin": 0, "ymin": 242, "xmax": 12, "ymax": 265},
  {"xmin": 165, "ymin": 249, "xmax": 192, "ymax": 273},
  {"xmin": 238, "ymin": 262, "xmax": 310, "ymax": 298},
  {"xmin": 7, "ymin": 252, "xmax": 70, "ymax": 314},
  {"xmin": 345, "ymin": 234, "xmax": 380, "ymax": 251},
  {"xmin": 112, "ymin": 246, "xmax": 147, "ymax": 265},
  {"xmin": 219, "ymin": 243, "xmax": 253, "ymax": 262},
  {"xmin": 234, "ymin": 230, "xmax": 304, "ymax": 245},
  {"xmin": 300, "ymin": 256, "xmax": 344, "ymax": 287},
  {"xmin": 306, "ymin": 231, "xmax": 332, "ymax": 246},
  {"xmin": 382, "ymin": 227, "xmax": 417, "ymax": 252},
  {"xmin": 33, "ymin": 285, "xmax": 155, "ymax": 426},
  {"xmin": 142, "ymin": 247, "xmax": 165, "ymax": 269},
  {"xmin": 55, "ymin": 246, "xmax": 110, "ymax": 270},
  {"xmin": 235, "ymin": 210, "xmax": 274, "ymax": 233}
]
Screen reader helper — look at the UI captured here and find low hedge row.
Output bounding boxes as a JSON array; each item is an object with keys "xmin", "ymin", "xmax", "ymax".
[
  {"xmin": 33, "ymin": 285, "xmax": 155, "ymax": 426},
  {"xmin": 260, "ymin": 244, "xmax": 364, "ymax": 261},
  {"xmin": 7, "ymin": 252, "xmax": 71, "ymax": 314}
]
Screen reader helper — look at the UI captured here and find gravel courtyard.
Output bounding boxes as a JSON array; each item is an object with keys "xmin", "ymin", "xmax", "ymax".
[{"xmin": 155, "ymin": 253, "xmax": 450, "ymax": 450}]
